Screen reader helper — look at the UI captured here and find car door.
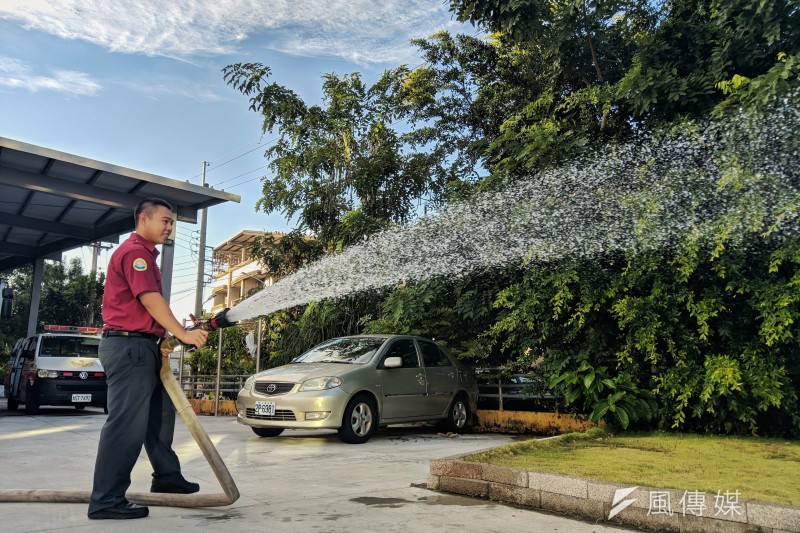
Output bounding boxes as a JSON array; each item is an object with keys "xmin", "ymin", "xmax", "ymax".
[
  {"xmin": 15, "ymin": 338, "xmax": 37, "ymax": 399},
  {"xmin": 418, "ymin": 339, "xmax": 458, "ymax": 416},
  {"xmin": 378, "ymin": 338, "xmax": 427, "ymax": 420},
  {"xmin": 8, "ymin": 338, "xmax": 30, "ymax": 398}
]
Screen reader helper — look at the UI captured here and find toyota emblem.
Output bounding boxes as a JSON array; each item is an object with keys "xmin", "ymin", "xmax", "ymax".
[
  {"xmin": 79, "ymin": 371, "xmax": 89, "ymax": 380},
  {"xmin": 266, "ymin": 383, "xmax": 277, "ymax": 393}
]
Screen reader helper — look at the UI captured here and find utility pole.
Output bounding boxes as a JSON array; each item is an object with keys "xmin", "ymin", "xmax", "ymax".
[
  {"xmin": 194, "ymin": 161, "xmax": 209, "ymax": 317},
  {"xmin": 88, "ymin": 242, "xmax": 112, "ymax": 325},
  {"xmin": 256, "ymin": 317, "xmax": 263, "ymax": 374}
]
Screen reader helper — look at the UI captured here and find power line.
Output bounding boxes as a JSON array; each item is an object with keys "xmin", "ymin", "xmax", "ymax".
[
  {"xmin": 226, "ymin": 175, "xmax": 266, "ymax": 190},
  {"xmin": 212, "ymin": 164, "xmax": 269, "ymax": 187},
  {"xmin": 180, "ymin": 137, "xmax": 266, "ymax": 182},
  {"xmin": 205, "ymin": 138, "xmax": 276, "ymax": 179}
]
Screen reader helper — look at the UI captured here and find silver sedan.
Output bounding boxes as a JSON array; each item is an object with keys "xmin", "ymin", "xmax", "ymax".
[{"xmin": 235, "ymin": 334, "xmax": 478, "ymax": 443}]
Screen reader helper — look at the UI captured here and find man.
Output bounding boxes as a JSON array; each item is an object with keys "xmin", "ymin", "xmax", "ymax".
[{"xmin": 88, "ymin": 198, "xmax": 209, "ymax": 520}]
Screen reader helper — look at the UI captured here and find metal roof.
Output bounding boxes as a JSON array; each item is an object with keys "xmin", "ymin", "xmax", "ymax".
[
  {"xmin": 0, "ymin": 136, "xmax": 240, "ymax": 273},
  {"xmin": 212, "ymin": 230, "xmax": 282, "ymax": 254}
]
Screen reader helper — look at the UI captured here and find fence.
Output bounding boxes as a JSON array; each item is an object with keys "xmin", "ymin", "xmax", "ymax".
[
  {"xmin": 178, "ymin": 369, "xmax": 558, "ymax": 411},
  {"xmin": 180, "ymin": 374, "xmax": 247, "ymax": 400},
  {"xmin": 475, "ymin": 369, "xmax": 558, "ymax": 411}
]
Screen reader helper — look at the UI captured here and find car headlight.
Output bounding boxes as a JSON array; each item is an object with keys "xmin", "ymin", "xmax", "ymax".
[
  {"xmin": 299, "ymin": 376, "xmax": 342, "ymax": 391},
  {"xmin": 37, "ymin": 369, "xmax": 58, "ymax": 378},
  {"xmin": 243, "ymin": 375, "xmax": 256, "ymax": 391}
]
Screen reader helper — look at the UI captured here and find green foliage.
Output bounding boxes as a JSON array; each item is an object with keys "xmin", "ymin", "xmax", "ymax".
[
  {"xmin": 0, "ymin": 259, "xmax": 104, "ymax": 362},
  {"xmin": 188, "ymin": 324, "xmax": 256, "ymax": 377},
  {"xmin": 361, "ymin": 272, "xmax": 512, "ymax": 364},
  {"xmin": 433, "ymin": 0, "xmax": 800, "ymax": 180},
  {"xmin": 223, "ymin": 63, "xmax": 446, "ymax": 247},
  {"xmin": 248, "ymin": 230, "xmax": 324, "ymax": 277},
  {"xmin": 549, "ymin": 363, "xmax": 657, "ymax": 429},
  {"xmin": 224, "ymin": 0, "xmax": 800, "ymax": 438},
  {"xmin": 261, "ymin": 292, "xmax": 384, "ymax": 368}
]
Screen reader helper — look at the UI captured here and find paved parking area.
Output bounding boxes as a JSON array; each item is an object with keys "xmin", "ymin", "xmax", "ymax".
[{"xmin": 0, "ymin": 400, "xmax": 635, "ymax": 532}]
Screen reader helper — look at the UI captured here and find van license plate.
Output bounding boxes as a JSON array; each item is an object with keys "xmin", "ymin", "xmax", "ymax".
[
  {"xmin": 254, "ymin": 401, "xmax": 276, "ymax": 416},
  {"xmin": 72, "ymin": 394, "xmax": 91, "ymax": 402}
]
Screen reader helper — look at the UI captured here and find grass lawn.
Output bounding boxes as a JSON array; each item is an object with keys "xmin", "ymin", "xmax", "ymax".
[{"xmin": 465, "ymin": 428, "xmax": 800, "ymax": 506}]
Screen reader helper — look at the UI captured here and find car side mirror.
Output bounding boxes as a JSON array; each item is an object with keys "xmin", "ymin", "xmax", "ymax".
[{"xmin": 383, "ymin": 356, "xmax": 403, "ymax": 369}]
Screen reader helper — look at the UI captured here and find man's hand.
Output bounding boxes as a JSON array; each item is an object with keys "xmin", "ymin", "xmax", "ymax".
[
  {"xmin": 139, "ymin": 292, "xmax": 210, "ymax": 348},
  {"xmin": 179, "ymin": 329, "xmax": 208, "ymax": 348}
]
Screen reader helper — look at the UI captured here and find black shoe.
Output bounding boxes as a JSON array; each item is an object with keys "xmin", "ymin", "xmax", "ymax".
[
  {"xmin": 151, "ymin": 477, "xmax": 200, "ymax": 494},
  {"xmin": 88, "ymin": 502, "xmax": 149, "ymax": 520}
]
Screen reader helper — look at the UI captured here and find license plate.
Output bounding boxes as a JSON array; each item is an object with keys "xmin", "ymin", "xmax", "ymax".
[
  {"xmin": 72, "ymin": 394, "xmax": 91, "ymax": 403},
  {"xmin": 254, "ymin": 401, "xmax": 276, "ymax": 416}
]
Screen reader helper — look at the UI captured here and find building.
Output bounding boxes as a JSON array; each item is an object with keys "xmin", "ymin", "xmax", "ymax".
[{"xmin": 209, "ymin": 230, "xmax": 285, "ymax": 314}]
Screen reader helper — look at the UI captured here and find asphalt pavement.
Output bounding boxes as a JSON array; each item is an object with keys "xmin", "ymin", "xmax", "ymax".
[{"xmin": 0, "ymin": 398, "xmax": 636, "ymax": 533}]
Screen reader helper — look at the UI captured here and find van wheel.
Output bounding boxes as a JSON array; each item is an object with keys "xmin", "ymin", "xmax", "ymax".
[
  {"xmin": 24, "ymin": 388, "xmax": 39, "ymax": 415},
  {"xmin": 7, "ymin": 396, "xmax": 19, "ymax": 411}
]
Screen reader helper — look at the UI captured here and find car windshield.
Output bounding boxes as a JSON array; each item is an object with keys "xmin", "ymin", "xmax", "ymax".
[
  {"xmin": 294, "ymin": 337, "xmax": 385, "ymax": 364},
  {"xmin": 39, "ymin": 336, "xmax": 100, "ymax": 357}
]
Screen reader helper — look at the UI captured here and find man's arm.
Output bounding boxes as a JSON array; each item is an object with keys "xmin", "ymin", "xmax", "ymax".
[{"xmin": 139, "ymin": 291, "xmax": 208, "ymax": 347}]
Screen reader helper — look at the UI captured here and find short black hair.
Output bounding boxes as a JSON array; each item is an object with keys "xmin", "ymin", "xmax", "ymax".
[{"xmin": 134, "ymin": 198, "xmax": 173, "ymax": 225}]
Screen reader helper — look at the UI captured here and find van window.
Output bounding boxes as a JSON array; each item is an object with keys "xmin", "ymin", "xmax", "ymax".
[{"xmin": 39, "ymin": 336, "xmax": 100, "ymax": 358}]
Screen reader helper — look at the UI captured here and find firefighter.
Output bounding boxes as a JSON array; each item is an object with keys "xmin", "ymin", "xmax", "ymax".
[{"xmin": 88, "ymin": 198, "xmax": 208, "ymax": 520}]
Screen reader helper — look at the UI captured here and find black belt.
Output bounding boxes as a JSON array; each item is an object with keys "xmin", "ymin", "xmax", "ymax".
[{"xmin": 102, "ymin": 330, "xmax": 161, "ymax": 341}]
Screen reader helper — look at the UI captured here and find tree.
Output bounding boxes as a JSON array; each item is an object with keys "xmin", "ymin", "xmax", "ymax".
[
  {"xmin": 248, "ymin": 231, "xmax": 325, "ymax": 278},
  {"xmin": 432, "ymin": 0, "xmax": 658, "ymax": 180},
  {"xmin": 409, "ymin": 0, "xmax": 800, "ymax": 181},
  {"xmin": 0, "ymin": 258, "xmax": 104, "ymax": 366},
  {"xmin": 223, "ymin": 63, "xmax": 444, "ymax": 247}
]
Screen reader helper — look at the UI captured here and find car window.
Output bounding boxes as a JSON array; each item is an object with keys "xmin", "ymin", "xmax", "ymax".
[
  {"xmin": 418, "ymin": 340, "xmax": 453, "ymax": 367},
  {"xmin": 384, "ymin": 339, "xmax": 419, "ymax": 368},
  {"xmin": 22, "ymin": 338, "xmax": 36, "ymax": 360},
  {"xmin": 39, "ymin": 336, "xmax": 100, "ymax": 357},
  {"xmin": 295, "ymin": 337, "xmax": 385, "ymax": 364}
]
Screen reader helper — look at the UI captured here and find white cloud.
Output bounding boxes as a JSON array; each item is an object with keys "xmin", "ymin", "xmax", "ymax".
[
  {"xmin": 0, "ymin": 55, "xmax": 101, "ymax": 95},
  {"xmin": 0, "ymin": 0, "xmax": 464, "ymax": 64},
  {"xmin": 125, "ymin": 80, "xmax": 223, "ymax": 102}
]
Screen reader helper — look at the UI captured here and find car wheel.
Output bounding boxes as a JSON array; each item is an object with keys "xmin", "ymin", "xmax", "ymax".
[
  {"xmin": 252, "ymin": 427, "xmax": 284, "ymax": 438},
  {"xmin": 7, "ymin": 396, "xmax": 19, "ymax": 411},
  {"xmin": 24, "ymin": 387, "xmax": 39, "ymax": 415},
  {"xmin": 338, "ymin": 394, "xmax": 377, "ymax": 444},
  {"xmin": 445, "ymin": 394, "xmax": 471, "ymax": 433}
]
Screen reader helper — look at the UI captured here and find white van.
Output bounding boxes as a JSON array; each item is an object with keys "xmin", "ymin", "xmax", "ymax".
[{"xmin": 5, "ymin": 325, "xmax": 107, "ymax": 415}]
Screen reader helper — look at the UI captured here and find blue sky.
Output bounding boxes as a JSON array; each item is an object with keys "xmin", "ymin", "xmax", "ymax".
[{"xmin": 0, "ymin": 0, "xmax": 471, "ymax": 319}]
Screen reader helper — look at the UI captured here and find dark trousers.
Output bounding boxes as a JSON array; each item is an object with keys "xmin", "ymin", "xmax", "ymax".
[{"xmin": 88, "ymin": 336, "xmax": 182, "ymax": 513}]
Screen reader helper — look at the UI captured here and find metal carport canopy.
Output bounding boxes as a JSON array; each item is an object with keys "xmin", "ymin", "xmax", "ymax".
[{"xmin": 0, "ymin": 136, "xmax": 241, "ymax": 334}]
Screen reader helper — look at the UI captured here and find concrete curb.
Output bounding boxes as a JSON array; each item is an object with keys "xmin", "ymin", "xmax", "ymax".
[{"xmin": 428, "ymin": 452, "xmax": 800, "ymax": 533}]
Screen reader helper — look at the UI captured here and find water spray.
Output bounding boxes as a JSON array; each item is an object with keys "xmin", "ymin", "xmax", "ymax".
[{"xmin": 227, "ymin": 97, "xmax": 800, "ymax": 323}]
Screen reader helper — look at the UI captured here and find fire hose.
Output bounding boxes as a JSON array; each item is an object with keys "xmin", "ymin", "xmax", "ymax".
[{"xmin": 0, "ymin": 309, "xmax": 240, "ymax": 508}]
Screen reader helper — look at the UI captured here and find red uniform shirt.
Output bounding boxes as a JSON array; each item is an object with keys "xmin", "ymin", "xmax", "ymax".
[{"xmin": 102, "ymin": 233, "xmax": 166, "ymax": 337}]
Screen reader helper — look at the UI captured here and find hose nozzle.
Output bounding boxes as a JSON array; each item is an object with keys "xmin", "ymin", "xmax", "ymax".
[
  {"xmin": 159, "ymin": 308, "xmax": 239, "ymax": 355},
  {"xmin": 188, "ymin": 308, "xmax": 237, "ymax": 331}
]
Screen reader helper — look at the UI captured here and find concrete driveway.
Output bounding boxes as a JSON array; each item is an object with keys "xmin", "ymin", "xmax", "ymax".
[{"xmin": 0, "ymin": 400, "xmax": 635, "ymax": 532}]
